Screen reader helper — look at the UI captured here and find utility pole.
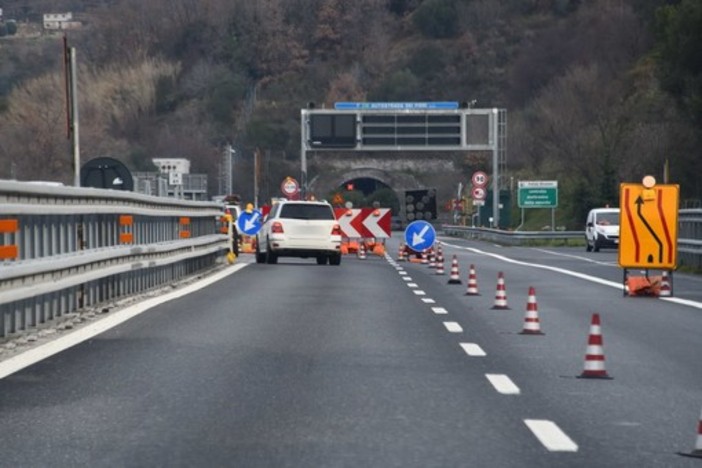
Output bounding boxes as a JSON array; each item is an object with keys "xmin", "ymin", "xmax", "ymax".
[{"xmin": 64, "ymin": 36, "xmax": 80, "ymax": 187}]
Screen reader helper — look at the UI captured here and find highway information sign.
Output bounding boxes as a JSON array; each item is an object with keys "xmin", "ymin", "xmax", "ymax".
[
  {"xmin": 518, "ymin": 181, "xmax": 558, "ymax": 208},
  {"xmin": 618, "ymin": 180, "xmax": 679, "ymax": 269}
]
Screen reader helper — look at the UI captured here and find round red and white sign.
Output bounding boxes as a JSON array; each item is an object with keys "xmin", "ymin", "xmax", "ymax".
[
  {"xmin": 280, "ymin": 177, "xmax": 299, "ymax": 196},
  {"xmin": 472, "ymin": 171, "xmax": 488, "ymax": 187},
  {"xmin": 471, "ymin": 186, "xmax": 487, "ymax": 200}
]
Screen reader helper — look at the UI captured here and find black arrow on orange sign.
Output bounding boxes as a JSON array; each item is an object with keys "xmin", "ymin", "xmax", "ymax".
[{"xmin": 635, "ymin": 196, "xmax": 663, "ymax": 264}]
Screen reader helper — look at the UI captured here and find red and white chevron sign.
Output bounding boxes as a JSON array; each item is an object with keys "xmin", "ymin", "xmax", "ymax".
[{"xmin": 334, "ymin": 208, "xmax": 392, "ymax": 238}]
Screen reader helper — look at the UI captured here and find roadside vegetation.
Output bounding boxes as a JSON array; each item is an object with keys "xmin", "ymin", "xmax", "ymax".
[{"xmin": 0, "ymin": 0, "xmax": 700, "ymax": 229}]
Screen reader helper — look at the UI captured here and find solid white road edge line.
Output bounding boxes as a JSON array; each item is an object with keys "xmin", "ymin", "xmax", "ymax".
[
  {"xmin": 485, "ymin": 373, "xmax": 520, "ymax": 395},
  {"xmin": 524, "ymin": 419, "xmax": 579, "ymax": 452},
  {"xmin": 0, "ymin": 263, "xmax": 249, "ymax": 380}
]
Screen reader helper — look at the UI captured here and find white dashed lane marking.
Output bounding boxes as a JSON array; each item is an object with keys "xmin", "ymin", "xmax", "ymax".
[
  {"xmin": 422, "ymin": 298, "xmax": 436, "ymax": 304},
  {"xmin": 407, "ymin": 283, "xmax": 418, "ymax": 288},
  {"xmin": 524, "ymin": 420, "xmax": 579, "ymax": 452},
  {"xmin": 402, "ymin": 277, "xmax": 412, "ymax": 282},
  {"xmin": 443, "ymin": 321, "xmax": 463, "ymax": 333},
  {"xmin": 460, "ymin": 343, "xmax": 486, "ymax": 356},
  {"xmin": 431, "ymin": 307, "xmax": 448, "ymax": 315},
  {"xmin": 413, "ymin": 290, "xmax": 426, "ymax": 296},
  {"xmin": 485, "ymin": 374, "xmax": 520, "ymax": 395}
]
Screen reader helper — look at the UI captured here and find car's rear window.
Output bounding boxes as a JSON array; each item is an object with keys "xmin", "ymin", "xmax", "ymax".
[{"xmin": 279, "ymin": 204, "xmax": 334, "ymax": 220}]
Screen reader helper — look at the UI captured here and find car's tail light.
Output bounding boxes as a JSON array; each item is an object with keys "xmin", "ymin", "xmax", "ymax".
[
  {"xmin": 271, "ymin": 221, "xmax": 284, "ymax": 234},
  {"xmin": 331, "ymin": 224, "xmax": 342, "ymax": 236}
]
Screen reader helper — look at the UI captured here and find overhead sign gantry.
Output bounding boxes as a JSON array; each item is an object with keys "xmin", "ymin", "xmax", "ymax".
[{"xmin": 300, "ymin": 102, "xmax": 507, "ymax": 227}]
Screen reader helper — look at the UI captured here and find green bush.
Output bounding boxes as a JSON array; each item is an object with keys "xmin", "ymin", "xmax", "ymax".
[{"xmin": 6, "ymin": 21, "xmax": 18, "ymax": 36}]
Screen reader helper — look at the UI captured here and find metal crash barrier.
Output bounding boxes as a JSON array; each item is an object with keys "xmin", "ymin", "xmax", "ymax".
[{"xmin": 0, "ymin": 180, "xmax": 229, "ymax": 338}]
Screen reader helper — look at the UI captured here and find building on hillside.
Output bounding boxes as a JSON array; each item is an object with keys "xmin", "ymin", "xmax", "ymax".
[
  {"xmin": 43, "ymin": 13, "xmax": 81, "ymax": 30},
  {"xmin": 132, "ymin": 158, "xmax": 208, "ymax": 201}
]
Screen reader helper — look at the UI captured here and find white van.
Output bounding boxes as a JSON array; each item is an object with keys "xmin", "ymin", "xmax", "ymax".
[{"xmin": 585, "ymin": 207, "xmax": 620, "ymax": 252}]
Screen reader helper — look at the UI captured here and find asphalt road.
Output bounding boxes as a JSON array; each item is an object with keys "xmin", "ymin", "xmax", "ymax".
[{"xmin": 0, "ymin": 236, "xmax": 700, "ymax": 467}]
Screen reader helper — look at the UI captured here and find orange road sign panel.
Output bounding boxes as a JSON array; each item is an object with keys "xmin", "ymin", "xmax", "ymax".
[{"xmin": 618, "ymin": 183, "xmax": 679, "ymax": 269}]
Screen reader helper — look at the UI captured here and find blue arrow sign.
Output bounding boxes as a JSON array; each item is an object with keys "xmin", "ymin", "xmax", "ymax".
[
  {"xmin": 404, "ymin": 220, "xmax": 436, "ymax": 252},
  {"xmin": 237, "ymin": 210, "xmax": 263, "ymax": 236}
]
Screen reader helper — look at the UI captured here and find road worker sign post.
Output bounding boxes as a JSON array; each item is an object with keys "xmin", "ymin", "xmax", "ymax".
[{"xmin": 619, "ymin": 176, "xmax": 679, "ymax": 270}]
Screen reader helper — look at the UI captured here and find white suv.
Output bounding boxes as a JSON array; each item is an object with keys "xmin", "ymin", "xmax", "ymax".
[{"xmin": 256, "ymin": 200, "xmax": 343, "ymax": 265}]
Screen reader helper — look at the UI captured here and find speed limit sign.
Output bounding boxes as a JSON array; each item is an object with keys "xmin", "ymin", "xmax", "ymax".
[{"xmin": 472, "ymin": 171, "xmax": 488, "ymax": 187}]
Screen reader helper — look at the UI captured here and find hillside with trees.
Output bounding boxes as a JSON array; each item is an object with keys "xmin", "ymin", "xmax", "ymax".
[{"xmin": 0, "ymin": 0, "xmax": 700, "ymax": 228}]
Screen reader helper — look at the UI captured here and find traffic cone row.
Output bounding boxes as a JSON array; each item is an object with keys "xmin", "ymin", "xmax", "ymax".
[
  {"xmin": 397, "ymin": 243, "xmax": 405, "ymax": 262},
  {"xmin": 421, "ymin": 250, "xmax": 428, "ymax": 264},
  {"xmin": 447, "ymin": 255, "xmax": 461, "ymax": 284},
  {"xmin": 491, "ymin": 272, "xmax": 509, "ymax": 309},
  {"xmin": 519, "ymin": 287, "xmax": 544, "ymax": 335}
]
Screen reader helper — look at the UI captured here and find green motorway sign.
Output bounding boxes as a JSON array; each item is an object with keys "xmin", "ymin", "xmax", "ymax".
[{"xmin": 518, "ymin": 181, "xmax": 558, "ymax": 208}]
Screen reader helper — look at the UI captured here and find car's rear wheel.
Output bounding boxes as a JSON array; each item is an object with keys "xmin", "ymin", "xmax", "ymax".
[
  {"xmin": 329, "ymin": 253, "xmax": 341, "ymax": 266},
  {"xmin": 255, "ymin": 241, "xmax": 266, "ymax": 264},
  {"xmin": 266, "ymin": 242, "xmax": 278, "ymax": 264}
]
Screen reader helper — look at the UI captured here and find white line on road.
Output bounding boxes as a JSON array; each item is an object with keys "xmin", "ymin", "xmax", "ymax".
[
  {"xmin": 443, "ymin": 321, "xmax": 463, "ymax": 332},
  {"xmin": 407, "ymin": 283, "xmax": 418, "ymax": 288},
  {"xmin": 460, "ymin": 343, "xmax": 486, "ymax": 356},
  {"xmin": 421, "ymin": 298, "xmax": 436, "ymax": 304},
  {"xmin": 431, "ymin": 307, "xmax": 448, "ymax": 315},
  {"xmin": 485, "ymin": 374, "xmax": 520, "ymax": 395},
  {"xmin": 524, "ymin": 419, "xmax": 579, "ymax": 452},
  {"xmin": 413, "ymin": 290, "xmax": 426, "ymax": 296},
  {"xmin": 402, "ymin": 277, "xmax": 412, "ymax": 281},
  {"xmin": 0, "ymin": 263, "xmax": 249, "ymax": 380}
]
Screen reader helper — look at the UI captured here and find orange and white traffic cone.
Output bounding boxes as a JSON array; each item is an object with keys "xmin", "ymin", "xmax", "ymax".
[
  {"xmin": 428, "ymin": 251, "xmax": 437, "ymax": 268},
  {"xmin": 659, "ymin": 271, "xmax": 672, "ymax": 297},
  {"xmin": 358, "ymin": 242, "xmax": 367, "ymax": 260},
  {"xmin": 678, "ymin": 406, "xmax": 702, "ymax": 458},
  {"xmin": 578, "ymin": 313, "xmax": 612, "ymax": 379},
  {"xmin": 447, "ymin": 255, "xmax": 461, "ymax": 284},
  {"xmin": 398, "ymin": 243, "xmax": 405, "ymax": 262},
  {"xmin": 465, "ymin": 264, "xmax": 479, "ymax": 296},
  {"xmin": 519, "ymin": 287, "xmax": 544, "ymax": 335},
  {"xmin": 491, "ymin": 272, "xmax": 509, "ymax": 309},
  {"xmin": 435, "ymin": 256, "xmax": 445, "ymax": 275},
  {"xmin": 421, "ymin": 250, "xmax": 428, "ymax": 264}
]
